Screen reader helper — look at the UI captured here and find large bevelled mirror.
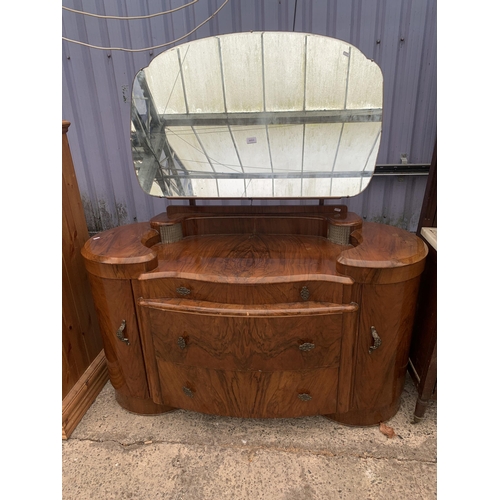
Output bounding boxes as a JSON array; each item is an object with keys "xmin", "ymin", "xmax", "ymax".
[{"xmin": 131, "ymin": 32, "xmax": 383, "ymax": 198}]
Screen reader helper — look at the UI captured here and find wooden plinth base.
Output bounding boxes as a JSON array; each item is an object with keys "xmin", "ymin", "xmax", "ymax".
[
  {"xmin": 323, "ymin": 400, "xmax": 401, "ymax": 427},
  {"xmin": 62, "ymin": 350, "xmax": 109, "ymax": 439},
  {"xmin": 115, "ymin": 391, "xmax": 176, "ymax": 415}
]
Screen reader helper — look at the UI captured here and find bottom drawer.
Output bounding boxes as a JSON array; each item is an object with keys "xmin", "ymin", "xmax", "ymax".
[{"xmin": 154, "ymin": 360, "xmax": 339, "ymax": 418}]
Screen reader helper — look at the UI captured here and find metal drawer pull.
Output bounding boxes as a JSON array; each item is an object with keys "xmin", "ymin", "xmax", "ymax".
[
  {"xmin": 176, "ymin": 286, "xmax": 191, "ymax": 296},
  {"xmin": 300, "ymin": 286, "xmax": 310, "ymax": 301},
  {"xmin": 299, "ymin": 342, "xmax": 315, "ymax": 352},
  {"xmin": 182, "ymin": 386, "xmax": 194, "ymax": 398},
  {"xmin": 177, "ymin": 336, "xmax": 187, "ymax": 349},
  {"xmin": 369, "ymin": 326, "xmax": 382, "ymax": 354},
  {"xmin": 116, "ymin": 320, "xmax": 130, "ymax": 345},
  {"xmin": 298, "ymin": 393, "xmax": 312, "ymax": 401}
]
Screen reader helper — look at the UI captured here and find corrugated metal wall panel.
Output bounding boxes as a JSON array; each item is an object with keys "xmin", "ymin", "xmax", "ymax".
[
  {"xmin": 62, "ymin": 0, "xmax": 436, "ymax": 233},
  {"xmin": 334, "ymin": 175, "xmax": 428, "ymax": 231}
]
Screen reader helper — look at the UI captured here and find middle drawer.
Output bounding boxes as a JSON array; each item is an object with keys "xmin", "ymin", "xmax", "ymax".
[{"xmin": 138, "ymin": 298, "xmax": 357, "ymax": 372}]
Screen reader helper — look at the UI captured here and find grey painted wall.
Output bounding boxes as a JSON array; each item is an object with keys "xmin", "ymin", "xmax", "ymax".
[{"xmin": 62, "ymin": 0, "xmax": 436, "ymax": 232}]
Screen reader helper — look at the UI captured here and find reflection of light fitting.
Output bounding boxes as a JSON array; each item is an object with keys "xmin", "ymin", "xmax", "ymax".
[
  {"xmin": 159, "ymin": 109, "xmax": 382, "ymax": 127},
  {"xmin": 158, "ymin": 171, "xmax": 374, "ymax": 179}
]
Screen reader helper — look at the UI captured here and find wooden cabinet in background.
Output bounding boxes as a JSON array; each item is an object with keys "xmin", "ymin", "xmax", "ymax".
[
  {"xmin": 62, "ymin": 121, "xmax": 108, "ymax": 439},
  {"xmin": 409, "ymin": 141, "xmax": 437, "ymax": 422}
]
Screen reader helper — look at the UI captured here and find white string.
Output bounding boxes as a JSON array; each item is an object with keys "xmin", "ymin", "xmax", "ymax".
[
  {"xmin": 62, "ymin": 0, "xmax": 230, "ymax": 53},
  {"xmin": 62, "ymin": 1, "xmax": 199, "ymax": 20}
]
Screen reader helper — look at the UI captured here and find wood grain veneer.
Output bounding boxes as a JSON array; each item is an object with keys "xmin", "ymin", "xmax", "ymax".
[
  {"xmin": 82, "ymin": 205, "xmax": 427, "ymax": 425},
  {"xmin": 154, "ymin": 363, "xmax": 340, "ymax": 418},
  {"xmin": 140, "ymin": 298, "xmax": 356, "ymax": 371},
  {"xmin": 325, "ymin": 277, "xmax": 422, "ymax": 425}
]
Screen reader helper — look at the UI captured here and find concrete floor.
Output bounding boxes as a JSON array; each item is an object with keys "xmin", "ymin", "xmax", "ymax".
[{"xmin": 62, "ymin": 374, "xmax": 436, "ymax": 499}]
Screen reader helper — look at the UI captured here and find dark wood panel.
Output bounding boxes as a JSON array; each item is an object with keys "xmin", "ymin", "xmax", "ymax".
[
  {"xmin": 410, "ymin": 247, "xmax": 437, "ymax": 379},
  {"xmin": 162, "ymin": 203, "xmax": 351, "ymax": 218},
  {"xmin": 409, "ymin": 242, "xmax": 437, "ymax": 421},
  {"xmin": 410, "ymin": 138, "xmax": 437, "ymax": 421},
  {"xmin": 183, "ymin": 215, "xmax": 328, "ymax": 237},
  {"xmin": 417, "ymin": 140, "xmax": 437, "ymax": 230},
  {"xmin": 150, "ymin": 206, "xmax": 363, "ymax": 238}
]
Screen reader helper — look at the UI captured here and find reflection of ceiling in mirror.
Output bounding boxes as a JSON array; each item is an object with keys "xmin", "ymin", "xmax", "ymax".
[{"xmin": 130, "ymin": 32, "xmax": 383, "ymax": 198}]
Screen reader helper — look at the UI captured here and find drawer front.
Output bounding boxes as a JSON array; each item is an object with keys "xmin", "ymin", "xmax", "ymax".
[
  {"xmin": 138, "ymin": 276, "xmax": 347, "ymax": 305},
  {"xmin": 139, "ymin": 299, "xmax": 356, "ymax": 371},
  {"xmin": 155, "ymin": 361, "xmax": 339, "ymax": 418}
]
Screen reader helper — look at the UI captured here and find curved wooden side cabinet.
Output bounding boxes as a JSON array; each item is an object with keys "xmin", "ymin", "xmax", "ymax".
[{"xmin": 82, "ymin": 205, "xmax": 427, "ymax": 426}]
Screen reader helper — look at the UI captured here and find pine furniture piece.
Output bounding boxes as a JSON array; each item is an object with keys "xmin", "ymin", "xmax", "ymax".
[
  {"xmin": 62, "ymin": 121, "xmax": 108, "ymax": 438},
  {"xmin": 81, "ymin": 32, "xmax": 427, "ymax": 426}
]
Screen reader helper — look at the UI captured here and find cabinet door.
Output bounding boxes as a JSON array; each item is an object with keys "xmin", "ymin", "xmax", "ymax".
[
  {"xmin": 87, "ymin": 275, "xmax": 150, "ymax": 399},
  {"xmin": 353, "ymin": 277, "xmax": 421, "ymax": 412}
]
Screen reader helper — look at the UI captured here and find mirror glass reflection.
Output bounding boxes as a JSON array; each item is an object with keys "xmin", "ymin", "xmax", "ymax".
[{"xmin": 131, "ymin": 32, "xmax": 383, "ymax": 198}]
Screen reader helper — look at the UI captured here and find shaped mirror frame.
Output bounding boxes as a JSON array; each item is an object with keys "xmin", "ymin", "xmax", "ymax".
[{"xmin": 131, "ymin": 32, "xmax": 383, "ymax": 199}]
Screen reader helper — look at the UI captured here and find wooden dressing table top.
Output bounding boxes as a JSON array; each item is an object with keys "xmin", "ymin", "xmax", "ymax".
[
  {"xmin": 151, "ymin": 233, "xmax": 350, "ymax": 282},
  {"xmin": 82, "ymin": 216, "xmax": 428, "ymax": 285}
]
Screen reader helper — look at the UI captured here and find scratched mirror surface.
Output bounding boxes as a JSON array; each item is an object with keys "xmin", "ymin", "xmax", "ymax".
[{"xmin": 131, "ymin": 32, "xmax": 383, "ymax": 198}]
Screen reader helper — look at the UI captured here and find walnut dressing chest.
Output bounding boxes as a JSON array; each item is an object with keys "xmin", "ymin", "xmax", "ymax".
[{"xmin": 82, "ymin": 32, "xmax": 427, "ymax": 426}]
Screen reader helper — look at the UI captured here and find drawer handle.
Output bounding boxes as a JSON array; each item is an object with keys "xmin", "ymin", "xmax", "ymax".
[
  {"xmin": 369, "ymin": 326, "xmax": 382, "ymax": 354},
  {"xmin": 176, "ymin": 286, "xmax": 191, "ymax": 296},
  {"xmin": 182, "ymin": 386, "xmax": 194, "ymax": 398},
  {"xmin": 177, "ymin": 336, "xmax": 187, "ymax": 349},
  {"xmin": 299, "ymin": 342, "xmax": 315, "ymax": 352},
  {"xmin": 116, "ymin": 320, "xmax": 130, "ymax": 345},
  {"xmin": 298, "ymin": 393, "xmax": 312, "ymax": 402},
  {"xmin": 300, "ymin": 286, "xmax": 310, "ymax": 301}
]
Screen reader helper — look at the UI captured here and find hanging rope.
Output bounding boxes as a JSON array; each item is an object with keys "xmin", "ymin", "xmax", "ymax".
[
  {"xmin": 62, "ymin": 1, "xmax": 199, "ymax": 20},
  {"xmin": 62, "ymin": 0, "xmax": 230, "ymax": 52}
]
